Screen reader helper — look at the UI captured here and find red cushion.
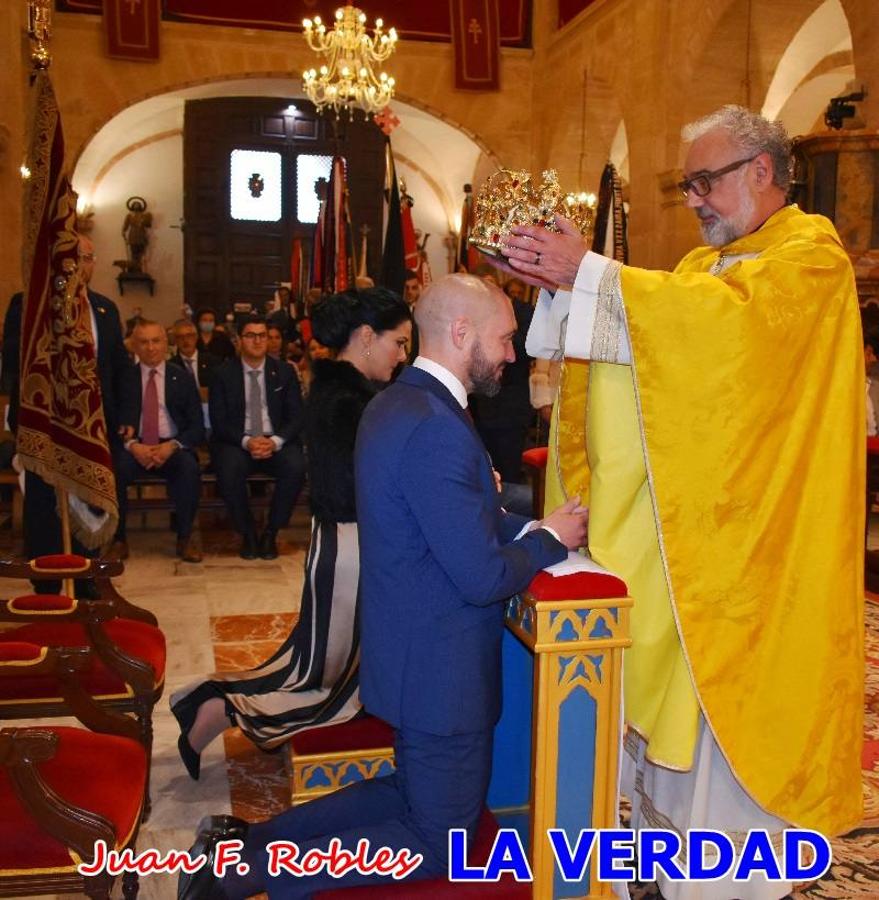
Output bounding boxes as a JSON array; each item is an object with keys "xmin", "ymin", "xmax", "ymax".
[
  {"xmin": 8, "ymin": 594, "xmax": 76, "ymax": 613},
  {"xmin": 0, "ymin": 726, "xmax": 146, "ymax": 873},
  {"xmin": 0, "ymin": 643, "xmax": 45, "ymax": 663},
  {"xmin": 315, "ymin": 810, "xmax": 529, "ymax": 898},
  {"xmin": 521, "ymin": 446, "xmax": 548, "ymax": 469},
  {"xmin": 31, "ymin": 554, "xmax": 90, "ymax": 571},
  {"xmin": 528, "ymin": 568, "xmax": 628, "ymax": 600},
  {"xmin": 290, "ymin": 715, "xmax": 394, "ymax": 756},
  {"xmin": 869, "ymin": 436, "xmax": 879, "ymax": 456},
  {"xmin": 0, "ymin": 619, "xmax": 166, "ymax": 702}
]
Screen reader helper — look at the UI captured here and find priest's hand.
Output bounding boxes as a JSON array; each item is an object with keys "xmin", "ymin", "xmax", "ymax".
[
  {"xmin": 539, "ymin": 494, "xmax": 589, "ymax": 550},
  {"xmin": 483, "ymin": 250, "xmax": 558, "ymax": 292},
  {"xmin": 501, "ymin": 216, "xmax": 590, "ymax": 287}
]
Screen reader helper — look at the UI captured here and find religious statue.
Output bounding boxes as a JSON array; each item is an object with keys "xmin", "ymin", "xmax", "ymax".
[{"xmin": 122, "ymin": 196, "xmax": 153, "ymax": 274}]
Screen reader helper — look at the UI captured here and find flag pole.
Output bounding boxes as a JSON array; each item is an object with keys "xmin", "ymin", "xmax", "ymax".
[{"xmin": 57, "ymin": 487, "xmax": 74, "ymax": 597}]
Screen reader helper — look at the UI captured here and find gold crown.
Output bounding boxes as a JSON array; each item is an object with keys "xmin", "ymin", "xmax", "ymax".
[{"xmin": 468, "ymin": 169, "xmax": 595, "ymax": 256}]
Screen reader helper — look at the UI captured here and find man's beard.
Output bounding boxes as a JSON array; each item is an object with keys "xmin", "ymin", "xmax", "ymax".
[
  {"xmin": 468, "ymin": 338, "xmax": 504, "ymax": 397},
  {"xmin": 697, "ymin": 180, "xmax": 756, "ymax": 247}
]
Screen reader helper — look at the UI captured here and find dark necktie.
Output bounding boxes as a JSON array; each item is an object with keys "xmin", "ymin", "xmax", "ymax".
[
  {"xmin": 142, "ymin": 369, "xmax": 159, "ymax": 445},
  {"xmin": 249, "ymin": 369, "xmax": 265, "ymax": 436},
  {"xmin": 184, "ymin": 357, "xmax": 196, "ymax": 382}
]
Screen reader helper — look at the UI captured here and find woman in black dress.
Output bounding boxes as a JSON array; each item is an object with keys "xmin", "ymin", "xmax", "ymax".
[{"xmin": 171, "ymin": 288, "xmax": 412, "ymax": 777}]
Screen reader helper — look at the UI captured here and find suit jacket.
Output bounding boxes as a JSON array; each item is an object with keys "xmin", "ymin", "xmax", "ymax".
[
  {"xmin": 170, "ymin": 349, "xmax": 221, "ymax": 389},
  {"xmin": 208, "ymin": 356, "xmax": 304, "ymax": 448},
  {"xmin": 118, "ymin": 362, "xmax": 205, "ymax": 449},
  {"xmin": 3, "ymin": 289, "xmax": 129, "ymax": 436},
  {"xmin": 355, "ymin": 365, "xmax": 566, "ymax": 736}
]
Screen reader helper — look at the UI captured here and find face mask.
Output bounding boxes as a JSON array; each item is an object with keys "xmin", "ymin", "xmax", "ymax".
[{"xmin": 199, "ymin": 321, "xmax": 215, "ymax": 334}]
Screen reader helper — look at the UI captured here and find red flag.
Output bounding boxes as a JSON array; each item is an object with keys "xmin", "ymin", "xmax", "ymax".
[
  {"xmin": 18, "ymin": 71, "xmax": 117, "ymax": 547},
  {"xmin": 311, "ymin": 158, "xmax": 353, "ymax": 294},
  {"xmin": 450, "ymin": 0, "xmax": 500, "ymax": 91}
]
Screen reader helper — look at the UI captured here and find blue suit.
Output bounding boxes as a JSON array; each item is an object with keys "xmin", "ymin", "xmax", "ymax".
[{"xmin": 233, "ymin": 365, "xmax": 565, "ymax": 899}]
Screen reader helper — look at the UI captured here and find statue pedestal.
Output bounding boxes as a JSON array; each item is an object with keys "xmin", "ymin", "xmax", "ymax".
[{"xmin": 116, "ymin": 271, "xmax": 155, "ymax": 296}]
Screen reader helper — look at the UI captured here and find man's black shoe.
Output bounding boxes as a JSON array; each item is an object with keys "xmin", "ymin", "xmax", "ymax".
[
  {"xmin": 239, "ymin": 532, "xmax": 258, "ymax": 560},
  {"xmin": 178, "ymin": 814, "xmax": 249, "ymax": 900},
  {"xmin": 258, "ymin": 529, "xmax": 278, "ymax": 560}
]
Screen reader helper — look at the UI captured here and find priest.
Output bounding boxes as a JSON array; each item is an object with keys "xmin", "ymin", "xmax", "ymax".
[{"xmin": 502, "ymin": 105, "xmax": 863, "ymax": 899}]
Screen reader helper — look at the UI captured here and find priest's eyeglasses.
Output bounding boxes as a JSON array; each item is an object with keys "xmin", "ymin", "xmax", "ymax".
[{"xmin": 677, "ymin": 155, "xmax": 758, "ymax": 199}]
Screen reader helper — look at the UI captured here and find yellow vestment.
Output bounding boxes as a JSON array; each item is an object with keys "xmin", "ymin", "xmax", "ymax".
[{"xmin": 555, "ymin": 205, "xmax": 864, "ymax": 835}]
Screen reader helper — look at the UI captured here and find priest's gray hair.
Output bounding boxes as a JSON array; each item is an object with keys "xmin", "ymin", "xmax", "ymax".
[{"xmin": 682, "ymin": 105, "xmax": 793, "ymax": 193}]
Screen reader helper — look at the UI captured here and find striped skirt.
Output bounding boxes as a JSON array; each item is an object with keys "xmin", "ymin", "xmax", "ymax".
[{"xmin": 170, "ymin": 519, "xmax": 362, "ymax": 750}]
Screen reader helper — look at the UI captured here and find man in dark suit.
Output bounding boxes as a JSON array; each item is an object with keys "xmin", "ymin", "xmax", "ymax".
[
  {"xmin": 179, "ymin": 274, "xmax": 588, "ymax": 899},
  {"xmin": 472, "ymin": 276, "xmax": 534, "ymax": 484},
  {"xmin": 170, "ymin": 318, "xmax": 221, "ymax": 390},
  {"xmin": 208, "ymin": 316, "xmax": 305, "ymax": 560},
  {"xmin": 111, "ymin": 320, "xmax": 205, "ymax": 563},
  {"xmin": 2, "ymin": 235, "xmax": 131, "ymax": 595}
]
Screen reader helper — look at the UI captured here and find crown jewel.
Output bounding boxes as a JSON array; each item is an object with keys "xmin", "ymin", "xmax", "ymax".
[{"xmin": 468, "ymin": 169, "xmax": 595, "ymax": 256}]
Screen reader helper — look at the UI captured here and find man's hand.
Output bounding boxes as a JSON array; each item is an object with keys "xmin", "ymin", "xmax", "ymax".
[
  {"xmin": 151, "ymin": 441, "xmax": 177, "ymax": 466},
  {"xmin": 492, "ymin": 468, "xmax": 503, "ymax": 494},
  {"xmin": 246, "ymin": 436, "xmax": 275, "ymax": 459},
  {"xmin": 501, "ymin": 216, "xmax": 591, "ymax": 288},
  {"xmin": 129, "ymin": 442, "xmax": 156, "ymax": 469},
  {"xmin": 539, "ymin": 495, "xmax": 589, "ymax": 550},
  {"xmin": 119, "ymin": 425, "xmax": 135, "ymax": 441}
]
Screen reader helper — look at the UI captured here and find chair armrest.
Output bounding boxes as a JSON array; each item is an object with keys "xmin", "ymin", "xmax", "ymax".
[
  {"xmin": 0, "ymin": 643, "xmax": 141, "ymax": 742},
  {"xmin": 0, "ymin": 556, "xmax": 123, "ymax": 581},
  {"xmin": 0, "ymin": 727, "xmax": 117, "ymax": 861}
]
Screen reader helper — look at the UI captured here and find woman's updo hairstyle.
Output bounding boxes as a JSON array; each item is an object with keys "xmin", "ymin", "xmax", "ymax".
[{"xmin": 311, "ymin": 287, "xmax": 411, "ymax": 351}]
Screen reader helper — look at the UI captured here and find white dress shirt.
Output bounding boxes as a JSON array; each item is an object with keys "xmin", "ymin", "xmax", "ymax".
[
  {"xmin": 412, "ymin": 356, "xmax": 468, "ymax": 408},
  {"xmin": 242, "ymin": 360, "xmax": 283, "ymax": 451}
]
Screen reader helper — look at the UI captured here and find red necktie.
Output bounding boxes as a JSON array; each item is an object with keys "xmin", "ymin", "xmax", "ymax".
[{"xmin": 142, "ymin": 369, "xmax": 159, "ymax": 445}]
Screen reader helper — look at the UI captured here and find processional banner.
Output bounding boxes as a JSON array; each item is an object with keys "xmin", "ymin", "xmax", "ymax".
[
  {"xmin": 450, "ymin": 0, "xmax": 500, "ymax": 91},
  {"xmin": 18, "ymin": 70, "xmax": 118, "ymax": 547}
]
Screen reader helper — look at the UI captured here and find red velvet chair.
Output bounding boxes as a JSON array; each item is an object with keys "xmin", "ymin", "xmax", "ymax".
[
  {"xmin": 0, "ymin": 556, "xmax": 165, "ymax": 817},
  {"xmin": 0, "ymin": 642, "xmax": 147, "ymax": 899}
]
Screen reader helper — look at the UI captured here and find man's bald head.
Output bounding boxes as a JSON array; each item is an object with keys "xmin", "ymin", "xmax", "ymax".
[
  {"xmin": 414, "ymin": 273, "xmax": 516, "ymax": 395},
  {"xmin": 415, "ymin": 274, "xmax": 504, "ymax": 342}
]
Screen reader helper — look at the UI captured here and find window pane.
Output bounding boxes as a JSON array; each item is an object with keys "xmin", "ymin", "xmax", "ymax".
[
  {"xmin": 230, "ymin": 149, "xmax": 282, "ymax": 222},
  {"xmin": 296, "ymin": 154, "xmax": 334, "ymax": 224}
]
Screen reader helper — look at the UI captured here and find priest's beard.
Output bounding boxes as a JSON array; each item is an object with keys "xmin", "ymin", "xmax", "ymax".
[
  {"xmin": 469, "ymin": 338, "xmax": 505, "ymax": 398},
  {"xmin": 697, "ymin": 181, "xmax": 756, "ymax": 247}
]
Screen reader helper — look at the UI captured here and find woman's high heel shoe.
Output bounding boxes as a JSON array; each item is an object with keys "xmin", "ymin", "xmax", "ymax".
[{"xmin": 177, "ymin": 733, "xmax": 201, "ymax": 780}]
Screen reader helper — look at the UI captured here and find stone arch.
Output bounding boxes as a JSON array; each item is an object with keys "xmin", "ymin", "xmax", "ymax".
[{"xmin": 762, "ymin": 0, "xmax": 855, "ymax": 135}]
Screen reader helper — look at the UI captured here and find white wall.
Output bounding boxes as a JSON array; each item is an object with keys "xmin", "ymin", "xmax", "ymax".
[{"xmin": 83, "ymin": 134, "xmax": 185, "ymax": 326}]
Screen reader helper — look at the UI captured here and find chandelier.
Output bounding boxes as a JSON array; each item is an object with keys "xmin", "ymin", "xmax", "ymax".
[{"xmin": 302, "ymin": 6, "xmax": 398, "ymax": 117}]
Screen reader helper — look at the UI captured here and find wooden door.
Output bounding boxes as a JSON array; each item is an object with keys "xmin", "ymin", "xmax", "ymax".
[{"xmin": 183, "ymin": 97, "xmax": 386, "ymax": 317}]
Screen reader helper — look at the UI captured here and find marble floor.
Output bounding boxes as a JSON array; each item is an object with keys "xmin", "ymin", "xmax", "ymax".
[
  {"xmin": 2, "ymin": 507, "xmax": 877, "ymax": 898},
  {"xmin": 0, "ymin": 504, "xmax": 312, "ymax": 899}
]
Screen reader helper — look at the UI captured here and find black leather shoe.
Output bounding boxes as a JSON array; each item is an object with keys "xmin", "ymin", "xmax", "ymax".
[
  {"xmin": 178, "ymin": 815, "xmax": 249, "ymax": 900},
  {"xmin": 239, "ymin": 532, "xmax": 258, "ymax": 560},
  {"xmin": 258, "ymin": 529, "xmax": 278, "ymax": 560}
]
